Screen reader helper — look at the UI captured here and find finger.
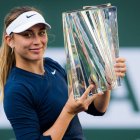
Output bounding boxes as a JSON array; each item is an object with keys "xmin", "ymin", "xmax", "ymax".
[
  {"xmin": 68, "ymin": 86, "xmax": 74, "ymax": 99},
  {"xmin": 116, "ymin": 72, "xmax": 126, "ymax": 77},
  {"xmin": 81, "ymin": 84, "xmax": 94, "ymax": 100},
  {"xmin": 68, "ymin": 85, "xmax": 73, "ymax": 93},
  {"xmin": 88, "ymin": 77, "xmax": 95, "ymax": 84},
  {"xmin": 85, "ymin": 93, "xmax": 102, "ymax": 105},
  {"xmin": 114, "ymin": 63, "xmax": 126, "ymax": 68},
  {"xmin": 116, "ymin": 57, "xmax": 126, "ymax": 63},
  {"xmin": 115, "ymin": 67, "xmax": 126, "ymax": 73}
]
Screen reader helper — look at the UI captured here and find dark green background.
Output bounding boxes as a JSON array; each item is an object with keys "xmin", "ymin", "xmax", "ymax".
[
  {"xmin": 0, "ymin": 0, "xmax": 140, "ymax": 47},
  {"xmin": 0, "ymin": 128, "xmax": 140, "ymax": 140}
]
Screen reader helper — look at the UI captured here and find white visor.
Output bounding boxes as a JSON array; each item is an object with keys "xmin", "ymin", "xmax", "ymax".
[{"xmin": 6, "ymin": 11, "xmax": 51, "ymax": 35}]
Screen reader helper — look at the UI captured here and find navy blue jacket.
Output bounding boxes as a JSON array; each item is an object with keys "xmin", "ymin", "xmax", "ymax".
[{"xmin": 4, "ymin": 57, "xmax": 104, "ymax": 140}]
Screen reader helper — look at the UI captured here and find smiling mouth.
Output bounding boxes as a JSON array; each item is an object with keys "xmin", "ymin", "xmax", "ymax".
[
  {"xmin": 29, "ymin": 47, "xmax": 43, "ymax": 53},
  {"xmin": 29, "ymin": 47, "xmax": 41, "ymax": 50},
  {"xmin": 29, "ymin": 47, "xmax": 42, "ymax": 50}
]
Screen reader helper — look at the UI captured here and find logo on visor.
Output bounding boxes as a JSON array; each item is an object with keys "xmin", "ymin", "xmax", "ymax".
[{"xmin": 26, "ymin": 14, "xmax": 36, "ymax": 18}]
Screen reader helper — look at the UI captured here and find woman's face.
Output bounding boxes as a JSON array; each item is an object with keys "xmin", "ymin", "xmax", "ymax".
[{"xmin": 11, "ymin": 23, "xmax": 48, "ymax": 62}]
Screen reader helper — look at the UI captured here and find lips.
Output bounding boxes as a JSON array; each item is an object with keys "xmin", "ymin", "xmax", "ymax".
[
  {"xmin": 29, "ymin": 47, "xmax": 43, "ymax": 53},
  {"xmin": 29, "ymin": 48, "xmax": 41, "ymax": 50}
]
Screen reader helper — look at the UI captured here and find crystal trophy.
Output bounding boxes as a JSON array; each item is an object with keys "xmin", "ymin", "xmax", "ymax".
[{"xmin": 62, "ymin": 3, "xmax": 120, "ymax": 99}]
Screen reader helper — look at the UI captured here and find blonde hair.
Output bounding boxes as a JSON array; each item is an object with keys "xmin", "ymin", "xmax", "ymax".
[{"xmin": 0, "ymin": 6, "xmax": 42, "ymax": 100}]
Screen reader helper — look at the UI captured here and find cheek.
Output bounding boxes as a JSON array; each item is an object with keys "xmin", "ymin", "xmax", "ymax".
[
  {"xmin": 14, "ymin": 40, "xmax": 31, "ymax": 52},
  {"xmin": 42, "ymin": 37, "xmax": 48, "ymax": 45}
]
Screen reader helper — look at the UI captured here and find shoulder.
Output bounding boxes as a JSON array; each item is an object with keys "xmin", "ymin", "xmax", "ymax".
[
  {"xmin": 44, "ymin": 57, "xmax": 64, "ymax": 69},
  {"xmin": 4, "ymin": 81, "xmax": 30, "ymax": 100},
  {"xmin": 4, "ymin": 80, "xmax": 35, "ymax": 107},
  {"xmin": 4, "ymin": 81, "xmax": 36, "ymax": 116}
]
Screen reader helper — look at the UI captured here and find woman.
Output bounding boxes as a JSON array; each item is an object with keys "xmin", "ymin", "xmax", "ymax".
[{"xmin": 0, "ymin": 6, "xmax": 126, "ymax": 140}]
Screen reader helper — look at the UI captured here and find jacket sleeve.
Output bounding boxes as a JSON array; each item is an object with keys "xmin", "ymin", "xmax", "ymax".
[
  {"xmin": 86, "ymin": 102, "xmax": 105, "ymax": 116},
  {"xmin": 4, "ymin": 83, "xmax": 52, "ymax": 140}
]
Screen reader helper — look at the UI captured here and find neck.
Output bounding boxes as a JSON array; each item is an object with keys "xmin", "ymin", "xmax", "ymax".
[{"xmin": 16, "ymin": 58, "xmax": 45, "ymax": 75}]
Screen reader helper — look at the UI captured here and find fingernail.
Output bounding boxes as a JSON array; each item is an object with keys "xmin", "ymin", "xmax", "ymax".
[{"xmin": 90, "ymin": 84, "xmax": 94, "ymax": 89}]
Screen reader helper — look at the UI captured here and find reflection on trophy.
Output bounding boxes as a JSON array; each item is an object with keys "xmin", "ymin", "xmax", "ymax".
[{"xmin": 62, "ymin": 3, "xmax": 120, "ymax": 99}]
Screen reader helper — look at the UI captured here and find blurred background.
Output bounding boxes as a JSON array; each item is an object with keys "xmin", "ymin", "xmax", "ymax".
[{"xmin": 0, "ymin": 0, "xmax": 140, "ymax": 140}]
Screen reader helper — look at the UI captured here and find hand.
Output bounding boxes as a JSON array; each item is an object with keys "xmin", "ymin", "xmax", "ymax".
[
  {"xmin": 64, "ymin": 84, "xmax": 102, "ymax": 115},
  {"xmin": 114, "ymin": 57, "xmax": 126, "ymax": 77}
]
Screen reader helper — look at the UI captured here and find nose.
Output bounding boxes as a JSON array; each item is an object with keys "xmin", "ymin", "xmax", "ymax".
[{"xmin": 32, "ymin": 34, "xmax": 41, "ymax": 45}]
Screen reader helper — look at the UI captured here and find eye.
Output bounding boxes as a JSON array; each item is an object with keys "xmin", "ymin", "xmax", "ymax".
[
  {"xmin": 21, "ymin": 31, "xmax": 33, "ymax": 38},
  {"xmin": 39, "ymin": 30, "xmax": 47, "ymax": 36}
]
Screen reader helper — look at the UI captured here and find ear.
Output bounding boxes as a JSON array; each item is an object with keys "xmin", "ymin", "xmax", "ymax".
[{"xmin": 5, "ymin": 35, "xmax": 14, "ymax": 48}]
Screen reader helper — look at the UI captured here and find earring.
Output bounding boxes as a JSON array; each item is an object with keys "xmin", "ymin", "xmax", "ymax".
[{"xmin": 11, "ymin": 47, "xmax": 14, "ymax": 55}]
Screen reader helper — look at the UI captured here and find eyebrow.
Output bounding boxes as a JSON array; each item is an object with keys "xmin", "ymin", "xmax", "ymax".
[{"xmin": 24, "ymin": 27, "xmax": 47, "ymax": 32}]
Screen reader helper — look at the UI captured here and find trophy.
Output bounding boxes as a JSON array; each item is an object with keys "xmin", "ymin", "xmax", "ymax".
[{"xmin": 62, "ymin": 3, "xmax": 120, "ymax": 99}]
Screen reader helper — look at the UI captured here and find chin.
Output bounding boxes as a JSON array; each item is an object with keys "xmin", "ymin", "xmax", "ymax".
[
  {"xmin": 27, "ymin": 55, "xmax": 43, "ymax": 62},
  {"xmin": 32, "ymin": 57, "xmax": 43, "ymax": 61}
]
